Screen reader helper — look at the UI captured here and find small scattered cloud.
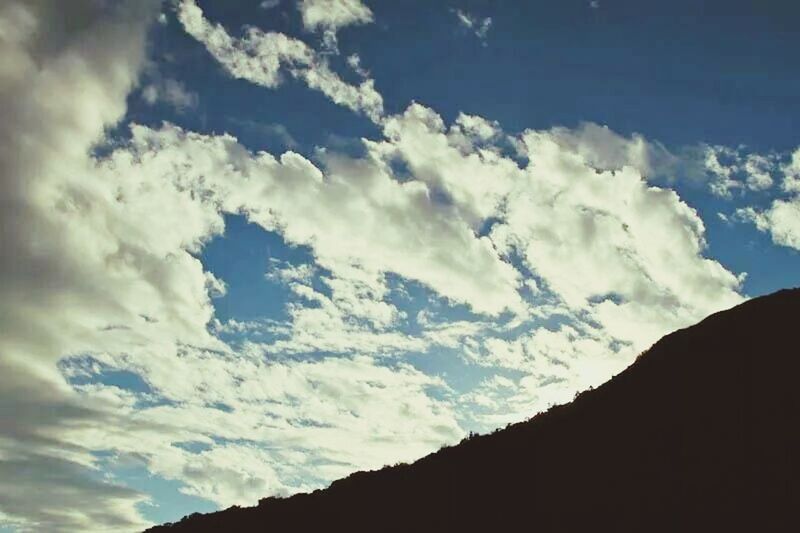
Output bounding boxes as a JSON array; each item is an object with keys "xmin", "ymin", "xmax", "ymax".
[
  {"xmin": 260, "ymin": 0, "xmax": 281, "ymax": 9},
  {"xmin": 701, "ymin": 145, "xmax": 780, "ymax": 198},
  {"xmin": 297, "ymin": 0, "xmax": 373, "ymax": 52},
  {"xmin": 737, "ymin": 200, "xmax": 800, "ymax": 250},
  {"xmin": 590, "ymin": 1, "xmax": 600, "ymax": 9},
  {"xmin": 141, "ymin": 78, "xmax": 199, "ymax": 112},
  {"xmin": 453, "ymin": 9, "xmax": 492, "ymax": 45},
  {"xmin": 347, "ymin": 53, "xmax": 369, "ymax": 77},
  {"xmin": 228, "ymin": 118, "xmax": 299, "ymax": 149}
]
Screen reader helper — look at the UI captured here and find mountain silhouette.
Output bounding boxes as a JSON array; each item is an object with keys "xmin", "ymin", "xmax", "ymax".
[{"xmin": 147, "ymin": 288, "xmax": 799, "ymax": 532}]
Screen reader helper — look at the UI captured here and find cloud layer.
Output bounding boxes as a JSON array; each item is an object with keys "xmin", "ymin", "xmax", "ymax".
[{"xmin": 3, "ymin": 1, "xmax": 788, "ymax": 532}]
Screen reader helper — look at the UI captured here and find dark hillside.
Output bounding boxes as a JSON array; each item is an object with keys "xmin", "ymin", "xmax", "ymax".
[{"xmin": 148, "ymin": 288, "xmax": 800, "ymax": 532}]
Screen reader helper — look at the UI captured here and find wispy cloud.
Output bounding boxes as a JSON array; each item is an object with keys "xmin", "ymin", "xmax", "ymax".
[
  {"xmin": 453, "ymin": 8, "xmax": 492, "ymax": 45},
  {"xmin": 176, "ymin": 0, "xmax": 384, "ymax": 122},
  {"xmin": 141, "ymin": 78, "xmax": 199, "ymax": 112}
]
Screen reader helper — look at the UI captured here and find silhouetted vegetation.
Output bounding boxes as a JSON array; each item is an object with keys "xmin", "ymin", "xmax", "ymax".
[{"xmin": 147, "ymin": 288, "xmax": 800, "ymax": 532}]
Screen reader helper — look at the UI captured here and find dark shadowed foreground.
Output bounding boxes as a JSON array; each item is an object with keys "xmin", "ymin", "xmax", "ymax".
[{"xmin": 148, "ymin": 289, "xmax": 799, "ymax": 532}]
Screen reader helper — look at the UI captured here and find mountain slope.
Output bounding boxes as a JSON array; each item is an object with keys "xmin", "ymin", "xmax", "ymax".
[{"xmin": 148, "ymin": 288, "xmax": 800, "ymax": 532}]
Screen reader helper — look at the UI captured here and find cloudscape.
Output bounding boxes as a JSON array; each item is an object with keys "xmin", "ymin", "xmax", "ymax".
[{"xmin": 0, "ymin": 1, "xmax": 798, "ymax": 530}]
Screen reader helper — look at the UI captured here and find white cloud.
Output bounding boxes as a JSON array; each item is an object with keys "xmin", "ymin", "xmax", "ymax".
[
  {"xmin": 228, "ymin": 118, "xmax": 299, "ymax": 149},
  {"xmin": 454, "ymin": 9, "xmax": 492, "ymax": 44},
  {"xmin": 541, "ymin": 122, "xmax": 676, "ymax": 179},
  {"xmin": 492, "ymin": 128, "xmax": 743, "ymax": 349},
  {"xmin": 141, "ymin": 77, "xmax": 199, "ymax": 111},
  {"xmin": 738, "ymin": 200, "xmax": 800, "ymax": 250},
  {"xmin": 298, "ymin": 0, "xmax": 373, "ymax": 32},
  {"xmin": 461, "ymin": 324, "xmax": 630, "ymax": 429},
  {"xmin": 297, "ymin": 0, "xmax": 373, "ymax": 51},
  {"xmin": 781, "ymin": 146, "xmax": 800, "ymax": 193},
  {"xmin": 731, "ymin": 146, "xmax": 800, "ymax": 250},
  {"xmin": 105, "ymin": 120, "xmax": 524, "ymax": 316},
  {"xmin": 0, "ymin": 0, "xmax": 164, "ymax": 530},
  {"xmin": 744, "ymin": 153, "xmax": 775, "ymax": 191},
  {"xmin": 702, "ymin": 145, "xmax": 778, "ymax": 197},
  {"xmin": 0, "ymin": 2, "xmax": 758, "ymax": 530},
  {"xmin": 347, "ymin": 52, "xmax": 369, "ymax": 77},
  {"xmin": 65, "ymin": 353, "xmax": 462, "ymax": 509},
  {"xmin": 176, "ymin": 0, "xmax": 383, "ymax": 122}
]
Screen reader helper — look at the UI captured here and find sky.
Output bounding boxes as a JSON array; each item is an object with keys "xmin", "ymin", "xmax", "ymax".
[{"xmin": 1, "ymin": 0, "xmax": 799, "ymax": 530}]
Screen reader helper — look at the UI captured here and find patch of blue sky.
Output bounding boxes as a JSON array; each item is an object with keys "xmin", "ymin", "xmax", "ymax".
[
  {"xmin": 71, "ymin": 368, "xmax": 153, "ymax": 394},
  {"xmin": 201, "ymin": 214, "xmax": 318, "ymax": 324},
  {"xmin": 172, "ymin": 441, "xmax": 214, "ymax": 455},
  {"xmin": 59, "ymin": 357, "xmax": 179, "ymax": 409},
  {"xmin": 386, "ymin": 275, "xmax": 482, "ymax": 334},
  {"xmin": 408, "ymin": 347, "xmax": 526, "ymax": 395},
  {"xmin": 113, "ymin": 464, "xmax": 217, "ymax": 526},
  {"xmin": 363, "ymin": 1, "xmax": 800, "ymax": 151}
]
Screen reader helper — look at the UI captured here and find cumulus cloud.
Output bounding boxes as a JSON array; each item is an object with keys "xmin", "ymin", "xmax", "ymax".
[
  {"xmin": 494, "ymin": 129, "xmax": 744, "ymax": 349},
  {"xmin": 738, "ymin": 199, "xmax": 800, "ymax": 250},
  {"xmin": 702, "ymin": 145, "xmax": 779, "ymax": 197},
  {"xmin": 540, "ymin": 122, "xmax": 677, "ymax": 179},
  {"xmin": 297, "ymin": 0, "xmax": 373, "ymax": 51},
  {"xmin": 781, "ymin": 146, "xmax": 800, "ymax": 193},
  {"xmin": 731, "ymin": 146, "xmax": 800, "ymax": 250},
  {"xmin": 105, "ymin": 120, "xmax": 523, "ymax": 316},
  {"xmin": 176, "ymin": 0, "xmax": 383, "ymax": 122},
  {"xmin": 106, "ymin": 98, "xmax": 745, "ymax": 394}
]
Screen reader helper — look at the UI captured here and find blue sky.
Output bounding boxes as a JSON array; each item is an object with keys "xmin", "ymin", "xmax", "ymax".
[{"xmin": 1, "ymin": 0, "xmax": 799, "ymax": 530}]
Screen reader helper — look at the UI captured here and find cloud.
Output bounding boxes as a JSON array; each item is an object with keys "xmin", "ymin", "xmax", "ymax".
[
  {"xmin": 297, "ymin": 0, "xmax": 373, "ymax": 51},
  {"xmin": 260, "ymin": 0, "xmax": 281, "ymax": 9},
  {"xmin": 726, "ymin": 146, "xmax": 800, "ymax": 249},
  {"xmin": 298, "ymin": 0, "xmax": 373, "ymax": 32},
  {"xmin": 107, "ymin": 120, "xmax": 524, "ymax": 316},
  {"xmin": 493, "ymin": 128, "xmax": 744, "ymax": 349},
  {"xmin": 176, "ymin": 0, "xmax": 383, "ymax": 122},
  {"xmin": 227, "ymin": 118, "xmax": 299, "ymax": 149},
  {"xmin": 738, "ymin": 198, "xmax": 800, "ymax": 250},
  {"xmin": 781, "ymin": 146, "xmax": 800, "ymax": 193},
  {"xmin": 0, "ymin": 2, "xmax": 756, "ymax": 530},
  {"xmin": 461, "ymin": 324, "xmax": 628, "ymax": 428},
  {"xmin": 141, "ymin": 78, "xmax": 199, "ymax": 112},
  {"xmin": 537, "ymin": 122, "xmax": 677, "ymax": 179},
  {"xmin": 347, "ymin": 53, "xmax": 369, "ymax": 77},
  {"xmin": 454, "ymin": 9, "xmax": 492, "ymax": 45},
  {"xmin": 0, "ymin": 0, "xmax": 165, "ymax": 529},
  {"xmin": 701, "ymin": 145, "xmax": 779, "ymax": 197},
  {"xmin": 64, "ymin": 352, "xmax": 462, "ymax": 509}
]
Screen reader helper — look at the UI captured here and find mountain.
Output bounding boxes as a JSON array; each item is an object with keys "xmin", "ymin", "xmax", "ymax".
[{"xmin": 147, "ymin": 289, "xmax": 800, "ymax": 532}]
